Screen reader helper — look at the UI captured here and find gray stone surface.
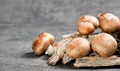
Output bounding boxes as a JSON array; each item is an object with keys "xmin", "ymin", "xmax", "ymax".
[{"xmin": 0, "ymin": 0, "xmax": 120, "ymax": 71}]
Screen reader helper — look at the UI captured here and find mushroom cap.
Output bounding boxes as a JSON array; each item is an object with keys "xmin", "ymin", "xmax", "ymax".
[
  {"xmin": 90, "ymin": 33, "xmax": 117, "ymax": 57},
  {"xmin": 79, "ymin": 15, "xmax": 99, "ymax": 28},
  {"xmin": 77, "ymin": 22, "xmax": 95, "ymax": 35},
  {"xmin": 66, "ymin": 37, "xmax": 90, "ymax": 58},
  {"xmin": 32, "ymin": 32, "xmax": 54, "ymax": 55},
  {"xmin": 98, "ymin": 12, "xmax": 120, "ymax": 33}
]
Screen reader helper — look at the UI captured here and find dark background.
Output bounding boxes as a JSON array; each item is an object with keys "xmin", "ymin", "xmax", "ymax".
[{"xmin": 0, "ymin": 0, "xmax": 120, "ymax": 71}]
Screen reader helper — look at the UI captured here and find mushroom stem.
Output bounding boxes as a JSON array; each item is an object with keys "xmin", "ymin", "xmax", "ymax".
[
  {"xmin": 45, "ymin": 45, "xmax": 55, "ymax": 56},
  {"xmin": 81, "ymin": 35, "xmax": 88, "ymax": 38},
  {"xmin": 48, "ymin": 38, "xmax": 72, "ymax": 65},
  {"xmin": 62, "ymin": 53, "xmax": 74, "ymax": 64},
  {"xmin": 62, "ymin": 32, "xmax": 94, "ymax": 40},
  {"xmin": 62, "ymin": 32, "xmax": 80, "ymax": 39}
]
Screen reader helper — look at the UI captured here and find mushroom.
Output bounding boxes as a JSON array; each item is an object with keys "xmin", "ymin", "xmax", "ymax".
[
  {"xmin": 32, "ymin": 32, "xmax": 54, "ymax": 55},
  {"xmin": 90, "ymin": 33, "xmax": 118, "ymax": 57},
  {"xmin": 77, "ymin": 15, "xmax": 100, "ymax": 35},
  {"xmin": 77, "ymin": 22, "xmax": 95, "ymax": 35},
  {"xmin": 98, "ymin": 12, "xmax": 120, "ymax": 33},
  {"xmin": 62, "ymin": 32, "xmax": 93, "ymax": 64},
  {"xmin": 66, "ymin": 37, "xmax": 90, "ymax": 58},
  {"xmin": 79, "ymin": 15, "xmax": 99, "ymax": 28}
]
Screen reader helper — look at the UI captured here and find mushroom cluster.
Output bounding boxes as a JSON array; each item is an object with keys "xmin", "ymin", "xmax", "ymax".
[
  {"xmin": 77, "ymin": 15, "xmax": 99, "ymax": 35},
  {"xmin": 32, "ymin": 12, "xmax": 120, "ymax": 67}
]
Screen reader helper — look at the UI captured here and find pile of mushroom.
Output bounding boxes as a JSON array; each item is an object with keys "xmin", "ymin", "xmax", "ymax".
[{"xmin": 32, "ymin": 12, "xmax": 120, "ymax": 67}]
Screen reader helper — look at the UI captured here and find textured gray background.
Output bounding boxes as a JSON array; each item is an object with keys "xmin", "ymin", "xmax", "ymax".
[{"xmin": 0, "ymin": 0, "xmax": 120, "ymax": 71}]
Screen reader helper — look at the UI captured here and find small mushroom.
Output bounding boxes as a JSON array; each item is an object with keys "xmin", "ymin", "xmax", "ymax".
[
  {"xmin": 79, "ymin": 15, "xmax": 99, "ymax": 28},
  {"xmin": 32, "ymin": 32, "xmax": 54, "ymax": 55},
  {"xmin": 66, "ymin": 37, "xmax": 90, "ymax": 58},
  {"xmin": 98, "ymin": 12, "xmax": 120, "ymax": 33},
  {"xmin": 77, "ymin": 22, "xmax": 95, "ymax": 35},
  {"xmin": 77, "ymin": 15, "xmax": 99, "ymax": 35},
  {"xmin": 90, "ymin": 33, "xmax": 118, "ymax": 57}
]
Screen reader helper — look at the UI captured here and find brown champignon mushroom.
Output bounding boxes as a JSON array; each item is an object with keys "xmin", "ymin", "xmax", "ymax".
[
  {"xmin": 32, "ymin": 32, "xmax": 54, "ymax": 55},
  {"xmin": 79, "ymin": 15, "xmax": 99, "ymax": 28},
  {"xmin": 77, "ymin": 22, "xmax": 95, "ymax": 35},
  {"xmin": 98, "ymin": 12, "xmax": 120, "ymax": 33},
  {"xmin": 66, "ymin": 37, "xmax": 90, "ymax": 58},
  {"xmin": 90, "ymin": 33, "xmax": 117, "ymax": 57}
]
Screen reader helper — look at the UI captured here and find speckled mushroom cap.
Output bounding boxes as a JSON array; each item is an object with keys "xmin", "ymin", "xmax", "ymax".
[
  {"xmin": 98, "ymin": 12, "xmax": 120, "ymax": 33},
  {"xmin": 66, "ymin": 37, "xmax": 90, "ymax": 58},
  {"xmin": 90, "ymin": 33, "xmax": 117, "ymax": 57},
  {"xmin": 78, "ymin": 15, "xmax": 99, "ymax": 28},
  {"xmin": 32, "ymin": 32, "xmax": 54, "ymax": 55}
]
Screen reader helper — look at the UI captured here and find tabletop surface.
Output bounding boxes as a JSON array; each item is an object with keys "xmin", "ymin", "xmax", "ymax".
[{"xmin": 0, "ymin": 0, "xmax": 120, "ymax": 71}]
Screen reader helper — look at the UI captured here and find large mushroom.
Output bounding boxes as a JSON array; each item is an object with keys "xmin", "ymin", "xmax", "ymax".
[
  {"xmin": 98, "ymin": 12, "xmax": 120, "ymax": 33},
  {"xmin": 90, "ymin": 33, "xmax": 118, "ymax": 57},
  {"xmin": 66, "ymin": 37, "xmax": 90, "ymax": 58}
]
